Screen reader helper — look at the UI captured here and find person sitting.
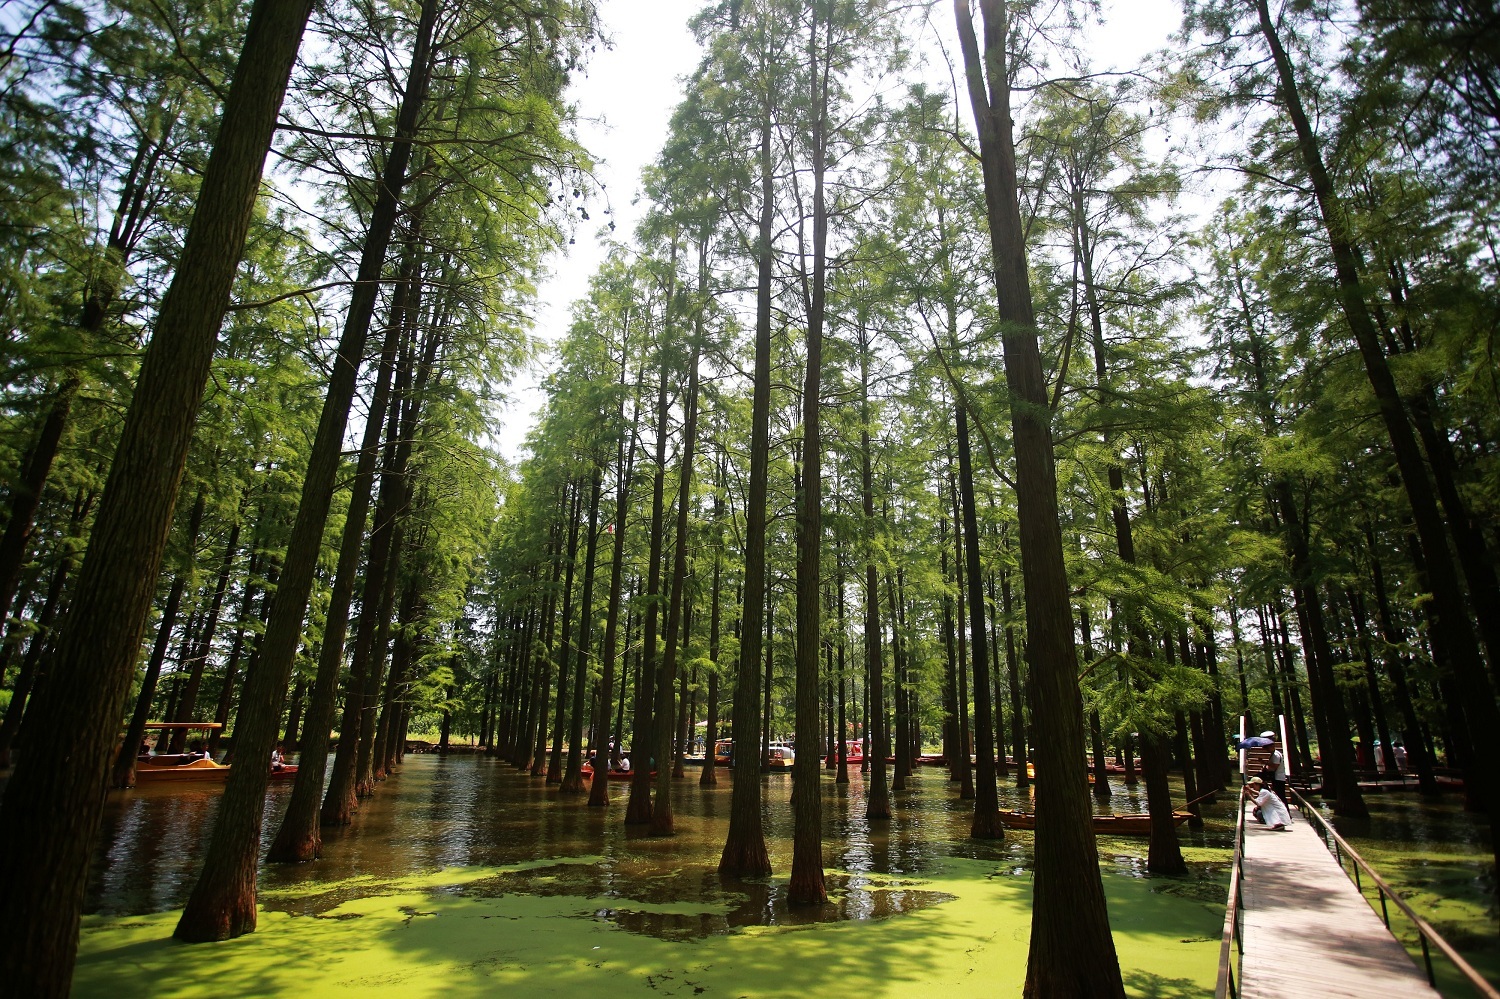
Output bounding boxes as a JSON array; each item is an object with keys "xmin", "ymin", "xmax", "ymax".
[
  {"xmin": 180, "ymin": 739, "xmax": 212, "ymax": 764},
  {"xmin": 1243, "ymin": 777, "xmax": 1292, "ymax": 829},
  {"xmin": 271, "ymin": 741, "xmax": 286, "ymax": 771}
]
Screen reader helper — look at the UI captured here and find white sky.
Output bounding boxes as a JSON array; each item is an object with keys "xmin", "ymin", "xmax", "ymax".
[{"xmin": 495, "ymin": 0, "xmax": 1187, "ymax": 462}]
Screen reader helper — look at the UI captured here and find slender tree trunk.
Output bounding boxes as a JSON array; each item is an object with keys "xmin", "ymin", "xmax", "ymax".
[
  {"xmin": 888, "ymin": 571, "xmax": 909, "ymax": 792},
  {"xmin": 563, "ymin": 470, "xmax": 603, "ymax": 793},
  {"xmin": 835, "ymin": 559, "xmax": 849, "ymax": 786},
  {"xmin": 174, "ymin": 0, "xmax": 437, "ymax": 941},
  {"xmin": 1276, "ymin": 483, "xmax": 1368, "ymax": 817},
  {"xmin": 940, "ymin": 516, "xmax": 962, "ymax": 787},
  {"xmin": 114, "ymin": 488, "xmax": 208, "ymax": 787},
  {"xmin": 954, "ymin": 2, "xmax": 1122, "ymax": 991},
  {"xmin": 589, "ymin": 365, "xmax": 641, "ymax": 807},
  {"xmin": 169, "ymin": 515, "xmax": 242, "ymax": 740},
  {"xmin": 270, "ymin": 263, "xmax": 403, "ymax": 857},
  {"xmin": 652, "ymin": 312, "xmax": 702, "ymax": 833},
  {"xmin": 0, "ymin": 545, "xmax": 76, "ymax": 767},
  {"xmin": 1002, "ymin": 564, "xmax": 1027, "ymax": 790},
  {"xmin": 790, "ymin": 18, "xmax": 830, "ymax": 896},
  {"xmin": 952, "ymin": 495, "xmax": 975, "ymax": 801},
  {"xmin": 629, "ymin": 364, "xmax": 671, "ymax": 825},
  {"xmin": 718, "ymin": 104, "xmax": 774, "ymax": 878},
  {"xmin": 548, "ymin": 482, "xmax": 583, "ymax": 785},
  {"xmin": 1368, "ymin": 543, "xmax": 1440, "ymax": 794},
  {"xmin": 957, "ymin": 406, "xmax": 1001, "ymax": 838},
  {"xmin": 860, "ymin": 333, "xmax": 890, "ymax": 822},
  {"xmin": 700, "ymin": 462, "xmax": 725, "ymax": 790},
  {"xmin": 326, "ymin": 372, "xmax": 409, "ymax": 818},
  {"xmin": 1081, "ymin": 606, "xmax": 1111, "ymax": 801},
  {"xmin": 0, "ymin": 378, "xmax": 79, "ymax": 629},
  {"xmin": 213, "ymin": 552, "xmax": 270, "ymax": 756}
]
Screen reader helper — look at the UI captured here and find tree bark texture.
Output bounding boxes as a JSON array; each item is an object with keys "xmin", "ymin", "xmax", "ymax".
[
  {"xmin": 953, "ymin": 1, "xmax": 1123, "ymax": 993},
  {"xmin": 0, "ymin": 0, "xmax": 316, "ymax": 984}
]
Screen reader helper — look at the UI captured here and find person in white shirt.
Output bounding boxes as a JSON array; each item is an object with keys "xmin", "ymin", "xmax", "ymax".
[{"xmin": 1244, "ymin": 777, "xmax": 1292, "ymax": 829}]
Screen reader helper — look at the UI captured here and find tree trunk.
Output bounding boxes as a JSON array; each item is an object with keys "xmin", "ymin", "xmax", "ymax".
[
  {"xmin": 0, "ymin": 547, "xmax": 75, "ymax": 768},
  {"xmin": 0, "ymin": 0, "xmax": 317, "ymax": 981},
  {"xmin": 270, "ymin": 261, "xmax": 403, "ymax": 856},
  {"xmin": 1368, "ymin": 544, "xmax": 1440, "ymax": 794},
  {"xmin": 588, "ymin": 365, "xmax": 641, "ymax": 807},
  {"xmin": 548, "ymin": 482, "xmax": 584, "ymax": 785},
  {"xmin": 718, "ymin": 104, "xmax": 774, "ymax": 877},
  {"xmin": 169, "ymin": 516, "xmax": 242, "ymax": 741},
  {"xmin": 1081, "ymin": 606, "xmax": 1111, "ymax": 801},
  {"xmin": 1257, "ymin": 0, "xmax": 1496, "ymax": 863},
  {"xmin": 115, "ymin": 488, "xmax": 208, "ymax": 787},
  {"xmin": 628, "ymin": 364, "xmax": 671, "ymax": 825},
  {"xmin": 213, "ymin": 553, "xmax": 270, "ymax": 756},
  {"xmin": 652, "ymin": 309, "xmax": 702, "ymax": 833},
  {"xmin": 562, "ymin": 470, "xmax": 603, "ymax": 793},
  {"xmin": 860, "ymin": 332, "xmax": 890, "ymax": 822},
  {"xmin": 957, "ymin": 406, "xmax": 1002, "ymax": 839},
  {"xmin": 953, "ymin": 1, "xmax": 1122, "ymax": 991},
  {"xmin": 1002, "ymin": 565, "xmax": 1027, "ymax": 789},
  {"xmin": 0, "ymin": 378, "xmax": 79, "ymax": 630},
  {"xmin": 325, "ymin": 377, "xmax": 408, "ymax": 818},
  {"xmin": 700, "ymin": 461, "xmax": 725, "ymax": 790},
  {"xmin": 789, "ymin": 21, "xmax": 830, "ymax": 897}
]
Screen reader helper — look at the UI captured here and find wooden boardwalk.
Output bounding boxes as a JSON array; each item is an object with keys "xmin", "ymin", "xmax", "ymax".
[{"xmin": 1238, "ymin": 803, "xmax": 1439, "ymax": 998}]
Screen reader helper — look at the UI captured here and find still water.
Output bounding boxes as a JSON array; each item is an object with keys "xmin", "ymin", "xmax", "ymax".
[{"xmin": 86, "ymin": 754, "xmax": 1229, "ymax": 933}]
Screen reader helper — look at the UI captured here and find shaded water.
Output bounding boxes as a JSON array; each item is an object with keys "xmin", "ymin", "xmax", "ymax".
[
  {"xmin": 1313, "ymin": 792, "xmax": 1498, "ymax": 991},
  {"xmin": 86, "ymin": 754, "xmax": 1229, "ymax": 938}
]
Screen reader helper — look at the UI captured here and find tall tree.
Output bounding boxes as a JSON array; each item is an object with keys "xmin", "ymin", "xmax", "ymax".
[
  {"xmin": 0, "ymin": 0, "xmax": 317, "ymax": 986},
  {"xmin": 952, "ymin": 1, "xmax": 1124, "ymax": 993}
]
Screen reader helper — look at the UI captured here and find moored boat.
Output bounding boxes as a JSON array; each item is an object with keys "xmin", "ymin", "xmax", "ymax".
[
  {"xmin": 128, "ymin": 722, "xmax": 299, "ymax": 783},
  {"xmin": 999, "ymin": 809, "xmax": 1192, "ymax": 836}
]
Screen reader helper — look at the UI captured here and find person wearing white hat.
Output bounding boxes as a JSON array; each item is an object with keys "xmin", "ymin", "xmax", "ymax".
[{"xmin": 1244, "ymin": 777, "xmax": 1292, "ymax": 829}]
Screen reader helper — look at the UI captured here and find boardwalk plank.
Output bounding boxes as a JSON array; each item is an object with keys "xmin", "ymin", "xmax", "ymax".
[{"xmin": 1238, "ymin": 803, "xmax": 1438, "ymax": 999}]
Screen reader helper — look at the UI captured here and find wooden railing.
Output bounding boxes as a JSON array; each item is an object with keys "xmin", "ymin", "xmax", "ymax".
[
  {"xmin": 1214, "ymin": 794, "xmax": 1248, "ymax": 999},
  {"xmin": 1289, "ymin": 787, "xmax": 1500, "ymax": 999}
]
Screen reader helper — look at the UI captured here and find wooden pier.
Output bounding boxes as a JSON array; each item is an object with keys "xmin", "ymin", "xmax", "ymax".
[{"xmin": 1237, "ymin": 803, "xmax": 1439, "ymax": 999}]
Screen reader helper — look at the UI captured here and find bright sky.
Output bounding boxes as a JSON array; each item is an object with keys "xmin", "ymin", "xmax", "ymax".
[{"xmin": 497, "ymin": 0, "xmax": 1186, "ymax": 462}]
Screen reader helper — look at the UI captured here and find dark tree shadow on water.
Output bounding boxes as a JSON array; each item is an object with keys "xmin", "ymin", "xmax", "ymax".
[{"xmin": 1123, "ymin": 969, "xmax": 1206, "ymax": 998}]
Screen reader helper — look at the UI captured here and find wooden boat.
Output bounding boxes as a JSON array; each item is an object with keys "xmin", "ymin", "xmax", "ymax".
[
  {"xmin": 582, "ymin": 762, "xmax": 655, "ymax": 780},
  {"xmin": 129, "ymin": 722, "xmax": 298, "ymax": 783},
  {"xmin": 999, "ymin": 809, "xmax": 1192, "ymax": 836},
  {"xmin": 133, "ymin": 755, "xmax": 299, "ymax": 783},
  {"xmin": 134, "ymin": 756, "xmax": 231, "ymax": 783}
]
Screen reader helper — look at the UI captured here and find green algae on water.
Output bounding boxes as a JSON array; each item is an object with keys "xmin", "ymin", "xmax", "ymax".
[{"xmin": 75, "ymin": 856, "xmax": 1224, "ymax": 998}]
